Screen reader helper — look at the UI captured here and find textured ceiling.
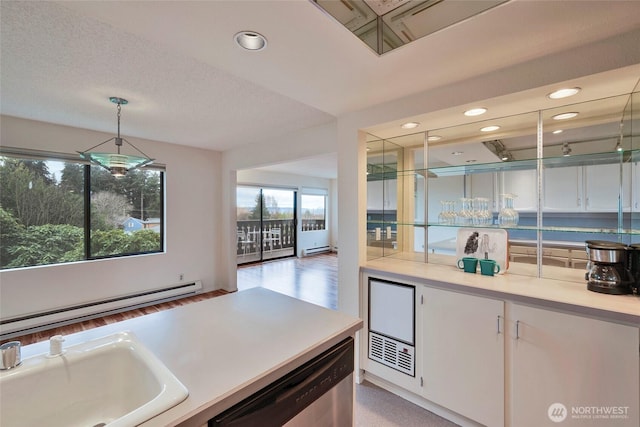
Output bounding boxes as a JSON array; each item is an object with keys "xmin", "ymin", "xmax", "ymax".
[{"xmin": 1, "ymin": 0, "xmax": 640, "ymax": 178}]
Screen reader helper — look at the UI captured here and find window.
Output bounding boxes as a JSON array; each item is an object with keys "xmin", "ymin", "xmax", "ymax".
[
  {"xmin": 301, "ymin": 193, "xmax": 326, "ymax": 231},
  {"xmin": 0, "ymin": 151, "xmax": 164, "ymax": 269}
]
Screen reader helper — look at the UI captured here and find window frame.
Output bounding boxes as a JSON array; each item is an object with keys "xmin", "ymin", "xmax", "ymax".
[
  {"xmin": 300, "ymin": 190, "xmax": 327, "ymax": 232},
  {"xmin": 0, "ymin": 147, "xmax": 166, "ymax": 269}
]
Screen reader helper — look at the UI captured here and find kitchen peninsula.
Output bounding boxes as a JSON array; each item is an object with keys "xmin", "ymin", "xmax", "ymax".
[
  {"xmin": 360, "ymin": 259, "xmax": 640, "ymax": 427},
  {"xmin": 16, "ymin": 288, "xmax": 363, "ymax": 426}
]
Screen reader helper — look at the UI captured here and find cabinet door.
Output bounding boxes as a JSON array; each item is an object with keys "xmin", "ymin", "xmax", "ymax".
[
  {"xmin": 501, "ymin": 169, "xmax": 537, "ymax": 211},
  {"xmin": 422, "ymin": 287, "xmax": 504, "ymax": 427},
  {"xmin": 509, "ymin": 303, "xmax": 639, "ymax": 427},
  {"xmin": 543, "ymin": 166, "xmax": 582, "ymax": 211},
  {"xmin": 584, "ymin": 163, "xmax": 632, "ymax": 211}
]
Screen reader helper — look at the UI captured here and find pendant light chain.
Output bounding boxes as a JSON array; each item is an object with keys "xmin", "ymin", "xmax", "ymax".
[{"xmin": 115, "ymin": 100, "xmax": 122, "ymax": 153}]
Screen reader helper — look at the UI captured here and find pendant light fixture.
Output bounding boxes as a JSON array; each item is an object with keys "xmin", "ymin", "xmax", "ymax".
[{"xmin": 78, "ymin": 97, "xmax": 154, "ymax": 177}]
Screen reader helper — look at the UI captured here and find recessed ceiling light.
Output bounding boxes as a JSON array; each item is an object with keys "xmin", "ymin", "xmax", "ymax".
[
  {"xmin": 552, "ymin": 129, "xmax": 563, "ymax": 134},
  {"xmin": 427, "ymin": 135, "xmax": 442, "ymax": 142},
  {"xmin": 464, "ymin": 107, "xmax": 487, "ymax": 117},
  {"xmin": 480, "ymin": 125, "xmax": 500, "ymax": 132},
  {"xmin": 547, "ymin": 87, "xmax": 581, "ymax": 99},
  {"xmin": 401, "ymin": 122, "xmax": 420, "ymax": 129},
  {"xmin": 552, "ymin": 112, "xmax": 579, "ymax": 120},
  {"xmin": 234, "ymin": 31, "xmax": 267, "ymax": 51},
  {"xmin": 466, "ymin": 159, "xmax": 477, "ymax": 163},
  {"xmin": 452, "ymin": 151, "xmax": 463, "ymax": 156}
]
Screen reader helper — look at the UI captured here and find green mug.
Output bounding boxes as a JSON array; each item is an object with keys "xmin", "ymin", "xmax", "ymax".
[
  {"xmin": 457, "ymin": 257, "xmax": 478, "ymax": 273},
  {"xmin": 480, "ymin": 259, "xmax": 501, "ymax": 276}
]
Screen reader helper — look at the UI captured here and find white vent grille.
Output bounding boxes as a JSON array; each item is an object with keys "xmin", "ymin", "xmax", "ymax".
[{"xmin": 368, "ymin": 332, "xmax": 415, "ymax": 376}]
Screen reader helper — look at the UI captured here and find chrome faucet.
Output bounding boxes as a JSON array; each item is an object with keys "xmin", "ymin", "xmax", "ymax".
[
  {"xmin": 48, "ymin": 335, "xmax": 65, "ymax": 357},
  {"xmin": 0, "ymin": 341, "xmax": 22, "ymax": 370}
]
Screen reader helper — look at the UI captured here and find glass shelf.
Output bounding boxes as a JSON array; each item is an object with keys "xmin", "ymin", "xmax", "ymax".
[
  {"xmin": 368, "ymin": 221, "xmax": 427, "ymax": 228},
  {"xmin": 427, "ymin": 223, "xmax": 640, "ymax": 235},
  {"xmin": 425, "ymin": 149, "xmax": 639, "ymax": 177},
  {"xmin": 427, "ymin": 157, "xmax": 536, "ymax": 177}
]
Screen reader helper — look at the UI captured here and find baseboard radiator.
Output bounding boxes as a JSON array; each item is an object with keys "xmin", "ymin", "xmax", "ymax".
[
  {"xmin": 0, "ymin": 280, "xmax": 202, "ymax": 340},
  {"xmin": 302, "ymin": 246, "xmax": 331, "ymax": 256}
]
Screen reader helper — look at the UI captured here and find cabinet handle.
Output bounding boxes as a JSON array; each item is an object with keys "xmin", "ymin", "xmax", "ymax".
[
  {"xmin": 577, "ymin": 197, "xmax": 581, "ymax": 207},
  {"xmin": 515, "ymin": 320, "xmax": 520, "ymax": 339},
  {"xmin": 497, "ymin": 315, "xmax": 502, "ymax": 334}
]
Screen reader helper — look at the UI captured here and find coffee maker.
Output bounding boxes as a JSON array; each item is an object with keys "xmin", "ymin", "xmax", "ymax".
[
  {"xmin": 629, "ymin": 243, "xmax": 640, "ymax": 294},
  {"xmin": 585, "ymin": 240, "xmax": 634, "ymax": 295}
]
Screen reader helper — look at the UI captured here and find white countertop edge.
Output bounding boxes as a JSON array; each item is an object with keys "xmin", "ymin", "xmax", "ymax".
[
  {"xmin": 172, "ymin": 326, "xmax": 362, "ymax": 427},
  {"xmin": 362, "ymin": 259, "xmax": 640, "ymax": 325},
  {"xmin": 16, "ymin": 288, "xmax": 363, "ymax": 427}
]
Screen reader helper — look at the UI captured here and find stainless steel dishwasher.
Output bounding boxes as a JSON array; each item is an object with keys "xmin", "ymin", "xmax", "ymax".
[{"xmin": 209, "ymin": 337, "xmax": 354, "ymax": 427}]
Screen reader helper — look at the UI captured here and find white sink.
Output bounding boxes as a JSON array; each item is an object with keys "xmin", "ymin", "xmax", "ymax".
[{"xmin": 0, "ymin": 331, "xmax": 188, "ymax": 427}]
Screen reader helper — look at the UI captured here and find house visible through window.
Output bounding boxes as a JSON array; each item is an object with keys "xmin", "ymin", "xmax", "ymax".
[
  {"xmin": 0, "ymin": 151, "xmax": 164, "ymax": 270},
  {"xmin": 301, "ymin": 193, "xmax": 326, "ymax": 231}
]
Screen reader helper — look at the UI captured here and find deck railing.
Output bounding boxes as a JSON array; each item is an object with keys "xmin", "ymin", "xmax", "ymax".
[
  {"xmin": 301, "ymin": 219, "xmax": 326, "ymax": 231},
  {"xmin": 236, "ymin": 219, "xmax": 295, "ymax": 255}
]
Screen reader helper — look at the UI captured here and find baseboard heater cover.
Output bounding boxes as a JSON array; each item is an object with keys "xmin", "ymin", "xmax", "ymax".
[
  {"xmin": 0, "ymin": 280, "xmax": 202, "ymax": 339},
  {"xmin": 368, "ymin": 332, "xmax": 415, "ymax": 377},
  {"xmin": 302, "ymin": 246, "xmax": 331, "ymax": 256}
]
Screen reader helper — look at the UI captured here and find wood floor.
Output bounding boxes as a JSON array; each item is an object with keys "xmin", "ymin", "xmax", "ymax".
[
  {"xmin": 237, "ymin": 252, "xmax": 338, "ymax": 310},
  {"xmin": 2, "ymin": 290, "xmax": 228, "ymax": 347},
  {"xmin": 2, "ymin": 253, "xmax": 337, "ymax": 347}
]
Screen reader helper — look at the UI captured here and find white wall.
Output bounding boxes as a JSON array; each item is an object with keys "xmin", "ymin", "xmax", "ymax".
[
  {"xmin": 222, "ymin": 121, "xmax": 338, "ymax": 291},
  {"xmin": 236, "ymin": 169, "xmax": 336, "ymax": 257},
  {"xmin": 0, "ymin": 116, "xmax": 224, "ymax": 321}
]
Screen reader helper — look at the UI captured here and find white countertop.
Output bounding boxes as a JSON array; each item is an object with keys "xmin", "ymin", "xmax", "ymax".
[
  {"xmin": 18, "ymin": 288, "xmax": 363, "ymax": 426},
  {"xmin": 363, "ymin": 258, "xmax": 640, "ymax": 325}
]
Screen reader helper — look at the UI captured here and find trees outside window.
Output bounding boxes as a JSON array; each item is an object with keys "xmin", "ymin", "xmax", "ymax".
[{"xmin": 0, "ymin": 155, "xmax": 164, "ymax": 270}]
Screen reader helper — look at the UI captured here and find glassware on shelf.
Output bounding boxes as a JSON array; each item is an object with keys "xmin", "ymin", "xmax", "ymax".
[
  {"xmin": 498, "ymin": 193, "xmax": 519, "ymax": 227},
  {"xmin": 447, "ymin": 201, "xmax": 457, "ymax": 224},
  {"xmin": 438, "ymin": 201, "xmax": 448, "ymax": 224},
  {"xmin": 473, "ymin": 197, "xmax": 492, "ymax": 225},
  {"xmin": 438, "ymin": 200, "xmax": 456, "ymax": 225},
  {"xmin": 457, "ymin": 198, "xmax": 473, "ymax": 225}
]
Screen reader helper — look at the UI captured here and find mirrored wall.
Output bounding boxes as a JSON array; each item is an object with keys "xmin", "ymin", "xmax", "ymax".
[{"xmin": 366, "ymin": 91, "xmax": 639, "ymax": 283}]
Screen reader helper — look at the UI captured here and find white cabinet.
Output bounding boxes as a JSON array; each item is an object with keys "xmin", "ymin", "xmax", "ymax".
[
  {"xmin": 422, "ymin": 288, "xmax": 504, "ymax": 427},
  {"xmin": 500, "ymin": 169, "xmax": 537, "ymax": 211},
  {"xmin": 509, "ymin": 303, "xmax": 639, "ymax": 427},
  {"xmin": 543, "ymin": 163, "xmax": 632, "ymax": 212},
  {"xmin": 367, "ymin": 179, "xmax": 398, "ymax": 211},
  {"xmin": 584, "ymin": 162, "xmax": 632, "ymax": 211},
  {"xmin": 543, "ymin": 166, "xmax": 582, "ymax": 211},
  {"xmin": 362, "ymin": 274, "xmax": 639, "ymax": 427}
]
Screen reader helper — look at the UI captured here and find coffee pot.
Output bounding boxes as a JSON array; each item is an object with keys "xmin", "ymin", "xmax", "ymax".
[{"xmin": 585, "ymin": 240, "xmax": 634, "ymax": 295}]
